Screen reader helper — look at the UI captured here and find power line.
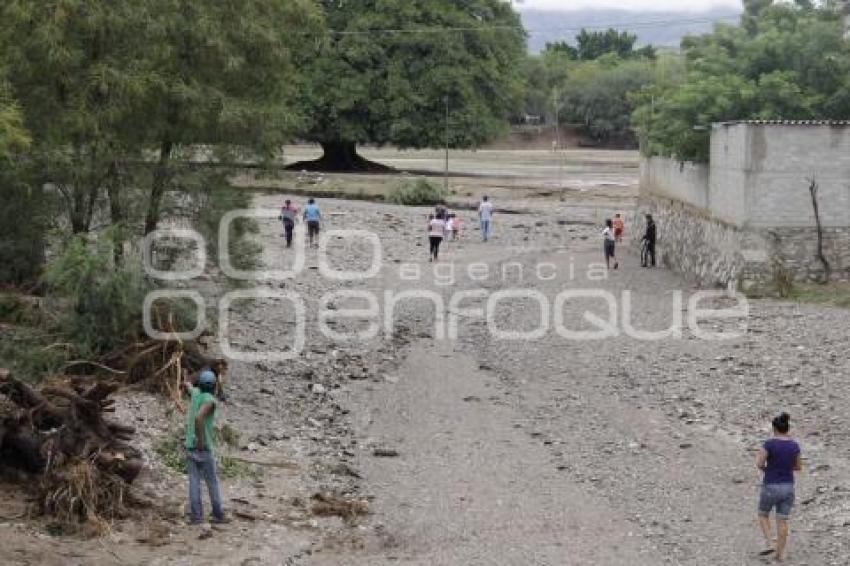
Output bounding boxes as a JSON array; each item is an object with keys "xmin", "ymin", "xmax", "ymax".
[{"xmin": 325, "ymin": 13, "xmax": 741, "ymax": 37}]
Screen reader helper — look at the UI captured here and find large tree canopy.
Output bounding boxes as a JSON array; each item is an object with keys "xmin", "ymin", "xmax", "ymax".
[
  {"xmin": 633, "ymin": 1, "xmax": 850, "ymax": 162},
  {"xmin": 292, "ymin": 0, "xmax": 527, "ymax": 171},
  {"xmin": 0, "ymin": 0, "xmax": 322, "ymax": 234}
]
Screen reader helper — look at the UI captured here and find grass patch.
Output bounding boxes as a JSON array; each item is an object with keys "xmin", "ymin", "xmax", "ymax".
[
  {"xmin": 154, "ymin": 425, "xmax": 260, "ymax": 481},
  {"xmin": 789, "ymin": 283, "xmax": 850, "ymax": 308},
  {"xmin": 388, "ymin": 178, "xmax": 447, "ymax": 206}
]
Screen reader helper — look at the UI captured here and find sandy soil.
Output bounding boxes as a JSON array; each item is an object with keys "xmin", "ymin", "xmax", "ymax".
[{"xmin": 2, "ymin": 151, "xmax": 848, "ymax": 565}]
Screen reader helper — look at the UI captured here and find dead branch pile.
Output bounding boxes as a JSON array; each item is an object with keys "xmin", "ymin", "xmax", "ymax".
[
  {"xmin": 97, "ymin": 306, "xmax": 226, "ymax": 405},
  {"xmin": 0, "ymin": 369, "xmax": 142, "ymax": 531}
]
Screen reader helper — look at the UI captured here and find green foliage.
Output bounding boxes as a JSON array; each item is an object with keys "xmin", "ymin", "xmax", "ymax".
[
  {"xmin": 575, "ymin": 29, "xmax": 656, "ymax": 61},
  {"xmin": 633, "ymin": 2, "xmax": 850, "ymax": 161},
  {"xmin": 0, "ymin": 329, "xmax": 71, "ymax": 382},
  {"xmin": 559, "ymin": 57, "xmax": 657, "ymax": 143},
  {"xmin": 0, "ymin": 172, "xmax": 47, "ymax": 285},
  {"xmin": 0, "ymin": 83, "xmax": 29, "ymax": 158},
  {"xmin": 155, "ymin": 436, "xmax": 188, "ymax": 474},
  {"xmin": 156, "ymin": 427, "xmax": 260, "ymax": 481},
  {"xmin": 521, "ymin": 28, "xmax": 661, "ymax": 133},
  {"xmin": 46, "ymin": 237, "xmax": 152, "ymax": 356},
  {"xmin": 0, "ymin": 0, "xmax": 322, "ymax": 234},
  {"xmin": 185, "ymin": 173, "xmax": 261, "ymax": 275},
  {"xmin": 297, "ymin": 0, "xmax": 526, "ymax": 153},
  {"xmin": 388, "ymin": 178, "xmax": 447, "ymax": 206}
]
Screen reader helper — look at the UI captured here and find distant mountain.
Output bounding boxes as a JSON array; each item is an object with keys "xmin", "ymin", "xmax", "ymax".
[{"xmin": 519, "ymin": 7, "xmax": 743, "ymax": 53}]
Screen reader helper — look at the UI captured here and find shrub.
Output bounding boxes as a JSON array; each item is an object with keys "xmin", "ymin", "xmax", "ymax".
[
  {"xmin": 189, "ymin": 173, "xmax": 261, "ymax": 274},
  {"xmin": 46, "ymin": 237, "xmax": 152, "ymax": 356},
  {"xmin": 0, "ymin": 173, "xmax": 46, "ymax": 286},
  {"xmin": 388, "ymin": 178, "xmax": 447, "ymax": 206}
]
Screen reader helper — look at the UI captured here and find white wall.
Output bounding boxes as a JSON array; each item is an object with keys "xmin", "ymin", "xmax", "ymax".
[
  {"xmin": 642, "ymin": 124, "xmax": 850, "ymax": 229},
  {"xmin": 739, "ymin": 125, "xmax": 850, "ymax": 228},
  {"xmin": 640, "ymin": 156, "xmax": 709, "ymax": 210},
  {"xmin": 708, "ymin": 124, "xmax": 749, "ymax": 226}
]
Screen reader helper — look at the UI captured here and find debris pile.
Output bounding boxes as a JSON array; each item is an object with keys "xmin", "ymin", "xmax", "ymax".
[{"xmin": 0, "ymin": 370, "xmax": 142, "ymax": 532}]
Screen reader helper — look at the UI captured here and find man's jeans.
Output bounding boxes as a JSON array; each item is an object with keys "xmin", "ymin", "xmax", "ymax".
[
  {"xmin": 187, "ymin": 449, "xmax": 224, "ymax": 521},
  {"xmin": 480, "ymin": 219, "xmax": 491, "ymax": 241}
]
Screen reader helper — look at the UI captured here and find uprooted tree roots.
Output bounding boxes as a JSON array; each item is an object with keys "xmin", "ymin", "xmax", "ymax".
[{"xmin": 0, "ymin": 370, "xmax": 143, "ymax": 532}]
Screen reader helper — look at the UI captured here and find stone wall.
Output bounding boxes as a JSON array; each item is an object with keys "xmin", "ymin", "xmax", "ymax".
[
  {"xmin": 638, "ymin": 123, "xmax": 850, "ymax": 288},
  {"xmin": 631, "ymin": 196, "xmax": 766, "ymax": 289}
]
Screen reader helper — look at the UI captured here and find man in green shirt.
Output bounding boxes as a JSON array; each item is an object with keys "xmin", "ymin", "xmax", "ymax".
[{"xmin": 183, "ymin": 369, "xmax": 226, "ymax": 524}]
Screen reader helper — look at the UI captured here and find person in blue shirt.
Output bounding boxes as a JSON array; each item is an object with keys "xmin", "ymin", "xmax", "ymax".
[
  {"xmin": 756, "ymin": 412, "xmax": 802, "ymax": 561},
  {"xmin": 303, "ymin": 198, "xmax": 322, "ymax": 248}
]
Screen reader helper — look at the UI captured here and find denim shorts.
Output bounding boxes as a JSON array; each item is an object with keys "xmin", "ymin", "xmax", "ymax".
[{"xmin": 758, "ymin": 483, "xmax": 795, "ymax": 519}]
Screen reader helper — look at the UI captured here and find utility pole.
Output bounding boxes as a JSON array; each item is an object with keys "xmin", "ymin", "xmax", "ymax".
[
  {"xmin": 553, "ymin": 90, "xmax": 563, "ymax": 188},
  {"xmin": 552, "ymin": 89, "xmax": 560, "ymax": 152},
  {"xmin": 443, "ymin": 95, "xmax": 449, "ymax": 193}
]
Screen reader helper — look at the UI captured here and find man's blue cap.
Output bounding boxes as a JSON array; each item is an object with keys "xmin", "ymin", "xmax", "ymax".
[{"xmin": 198, "ymin": 370, "xmax": 217, "ymax": 386}]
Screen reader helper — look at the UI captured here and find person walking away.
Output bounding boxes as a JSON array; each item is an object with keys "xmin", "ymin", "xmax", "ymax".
[
  {"xmin": 427, "ymin": 213, "xmax": 446, "ymax": 262},
  {"xmin": 445, "ymin": 214, "xmax": 456, "ymax": 242},
  {"xmin": 613, "ymin": 213, "xmax": 625, "ymax": 243},
  {"xmin": 303, "ymin": 198, "xmax": 322, "ymax": 248},
  {"xmin": 642, "ymin": 214, "xmax": 657, "ymax": 267},
  {"xmin": 478, "ymin": 196, "xmax": 494, "ymax": 242},
  {"xmin": 453, "ymin": 213, "xmax": 464, "ymax": 239},
  {"xmin": 280, "ymin": 199, "xmax": 299, "ymax": 248},
  {"xmin": 602, "ymin": 219, "xmax": 618, "ymax": 270},
  {"xmin": 183, "ymin": 370, "xmax": 227, "ymax": 525},
  {"xmin": 756, "ymin": 412, "xmax": 802, "ymax": 561}
]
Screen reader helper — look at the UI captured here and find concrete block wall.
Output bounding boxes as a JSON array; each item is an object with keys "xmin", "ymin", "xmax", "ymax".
[
  {"xmin": 638, "ymin": 122, "xmax": 850, "ymax": 287},
  {"xmin": 713, "ymin": 123, "xmax": 850, "ymax": 228},
  {"xmin": 639, "ymin": 157, "xmax": 709, "ymax": 209}
]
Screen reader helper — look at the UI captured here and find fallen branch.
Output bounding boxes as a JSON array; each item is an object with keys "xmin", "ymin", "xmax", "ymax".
[{"xmin": 62, "ymin": 360, "xmax": 127, "ymax": 375}]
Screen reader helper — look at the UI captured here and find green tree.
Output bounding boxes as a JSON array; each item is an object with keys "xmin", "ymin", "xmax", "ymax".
[
  {"xmin": 291, "ymin": 0, "xmax": 526, "ymax": 171},
  {"xmin": 559, "ymin": 56, "xmax": 657, "ymax": 143},
  {"xmin": 1, "ymin": 0, "xmax": 321, "ymax": 238},
  {"xmin": 0, "ymin": 80, "xmax": 41, "ymax": 285},
  {"xmin": 634, "ymin": 1, "xmax": 850, "ymax": 161},
  {"xmin": 576, "ymin": 29, "xmax": 655, "ymax": 61},
  {"xmin": 1, "ymin": 1, "xmax": 151, "ymax": 234},
  {"xmin": 137, "ymin": 0, "xmax": 322, "ymax": 233}
]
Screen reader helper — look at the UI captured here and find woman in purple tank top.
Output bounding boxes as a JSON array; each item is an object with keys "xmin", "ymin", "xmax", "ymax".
[{"xmin": 756, "ymin": 412, "xmax": 802, "ymax": 562}]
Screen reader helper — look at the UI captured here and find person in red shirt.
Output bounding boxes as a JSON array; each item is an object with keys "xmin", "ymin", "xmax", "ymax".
[{"xmin": 613, "ymin": 213, "xmax": 625, "ymax": 243}]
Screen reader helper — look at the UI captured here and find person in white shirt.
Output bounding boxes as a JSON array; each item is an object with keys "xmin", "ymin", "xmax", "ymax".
[
  {"xmin": 602, "ymin": 218, "xmax": 619, "ymax": 270},
  {"xmin": 445, "ymin": 214, "xmax": 456, "ymax": 242},
  {"xmin": 427, "ymin": 213, "xmax": 447, "ymax": 262},
  {"xmin": 478, "ymin": 196, "xmax": 494, "ymax": 242}
]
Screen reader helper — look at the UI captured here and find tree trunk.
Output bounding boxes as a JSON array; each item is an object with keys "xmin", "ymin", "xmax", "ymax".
[
  {"xmin": 69, "ymin": 184, "xmax": 89, "ymax": 234},
  {"xmin": 808, "ymin": 177, "xmax": 831, "ymax": 284},
  {"xmin": 286, "ymin": 141, "xmax": 392, "ymax": 173},
  {"xmin": 106, "ymin": 161, "xmax": 124, "ymax": 267},
  {"xmin": 144, "ymin": 140, "xmax": 173, "ymax": 235}
]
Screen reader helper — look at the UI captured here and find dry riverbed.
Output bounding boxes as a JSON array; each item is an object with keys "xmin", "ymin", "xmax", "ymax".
[{"xmin": 1, "ymin": 189, "xmax": 848, "ymax": 565}]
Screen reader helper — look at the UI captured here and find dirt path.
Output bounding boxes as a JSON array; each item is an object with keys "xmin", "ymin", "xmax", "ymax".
[{"xmin": 313, "ymin": 344, "xmax": 664, "ymax": 565}]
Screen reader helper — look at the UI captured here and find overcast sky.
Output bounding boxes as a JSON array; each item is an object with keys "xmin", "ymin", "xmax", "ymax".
[{"xmin": 516, "ymin": 0, "xmax": 741, "ymax": 11}]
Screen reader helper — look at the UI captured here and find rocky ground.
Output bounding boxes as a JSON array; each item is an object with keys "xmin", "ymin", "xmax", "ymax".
[{"xmin": 1, "ymin": 192, "xmax": 848, "ymax": 565}]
